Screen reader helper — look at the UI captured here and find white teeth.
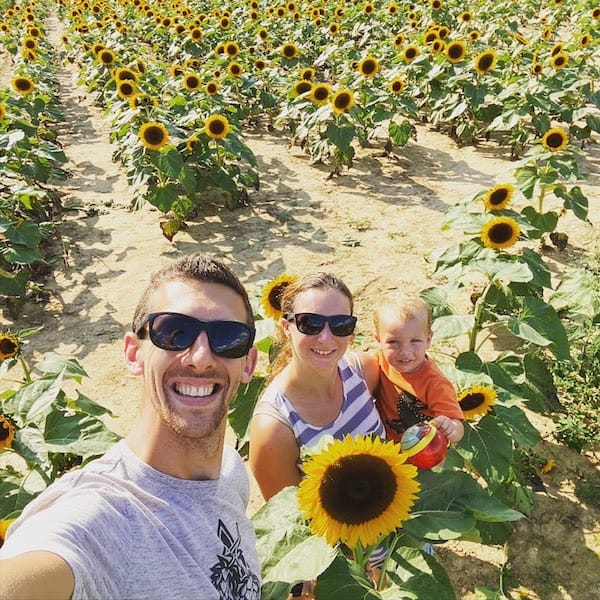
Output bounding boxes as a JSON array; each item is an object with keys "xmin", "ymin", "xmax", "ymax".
[
  {"xmin": 175, "ymin": 383, "xmax": 215, "ymax": 397},
  {"xmin": 313, "ymin": 349, "xmax": 332, "ymax": 355}
]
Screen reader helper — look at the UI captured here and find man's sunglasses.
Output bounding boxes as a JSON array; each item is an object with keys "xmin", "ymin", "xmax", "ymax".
[
  {"xmin": 284, "ymin": 312, "xmax": 357, "ymax": 337},
  {"xmin": 136, "ymin": 312, "xmax": 255, "ymax": 358}
]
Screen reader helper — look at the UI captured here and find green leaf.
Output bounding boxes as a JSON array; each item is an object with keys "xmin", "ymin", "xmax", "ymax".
[
  {"xmin": 493, "ymin": 405, "xmax": 540, "ymax": 447},
  {"xmin": 521, "ymin": 207, "xmax": 559, "ymax": 238},
  {"xmin": 388, "ymin": 120, "xmax": 415, "ymax": 147},
  {"xmin": 3, "ymin": 373, "xmax": 66, "ymax": 424},
  {"xmin": 325, "ymin": 122, "xmax": 355, "ymax": 151},
  {"xmin": 503, "ymin": 316, "xmax": 552, "ymax": 347},
  {"xmin": 179, "ymin": 164, "xmax": 197, "ymax": 196},
  {"xmin": 514, "ymin": 164, "xmax": 538, "ymax": 199},
  {"xmin": 147, "ymin": 183, "xmax": 179, "ymax": 212},
  {"xmin": 402, "ymin": 511, "xmax": 475, "ymax": 541},
  {"xmin": 521, "ymin": 296, "xmax": 571, "ymax": 359},
  {"xmin": 0, "ymin": 468, "xmax": 41, "ymax": 519},
  {"xmin": 431, "ymin": 315, "xmax": 475, "ymax": 342},
  {"xmin": 4, "ymin": 220, "xmax": 43, "ymax": 248},
  {"xmin": 228, "ymin": 376, "xmax": 265, "ymax": 448},
  {"xmin": 3, "ymin": 245, "xmax": 42, "ymax": 265},
  {"xmin": 152, "ymin": 147, "xmax": 183, "ymax": 178},
  {"xmin": 555, "ymin": 185, "xmax": 589, "ymax": 221},
  {"xmin": 518, "ymin": 248, "xmax": 551, "ymax": 289},
  {"xmin": 0, "ymin": 267, "xmax": 30, "ymax": 297},
  {"xmin": 34, "ymin": 353, "xmax": 87, "ymax": 382},
  {"xmin": 70, "ymin": 391, "xmax": 117, "ymax": 418},
  {"xmin": 314, "ymin": 555, "xmax": 380, "ymax": 600}
]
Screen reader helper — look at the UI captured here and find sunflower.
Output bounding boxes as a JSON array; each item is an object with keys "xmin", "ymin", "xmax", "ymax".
[
  {"xmin": 389, "ymin": 78, "xmax": 405, "ymax": 94},
  {"xmin": 532, "ymin": 62, "xmax": 543, "ymax": 75},
  {"xmin": 292, "ymin": 80, "xmax": 313, "ymax": 97},
  {"xmin": 186, "ymin": 136, "xmax": 199, "ymax": 152},
  {"xmin": 117, "ymin": 80, "xmax": 137, "ymax": 98},
  {"xmin": 183, "ymin": 73, "xmax": 202, "ymax": 91},
  {"xmin": 474, "ymin": 49, "xmax": 497, "ymax": 74},
  {"xmin": 22, "ymin": 36, "xmax": 38, "ymax": 50},
  {"xmin": 481, "ymin": 216, "xmax": 520, "ymax": 250},
  {"xmin": 297, "ymin": 435, "xmax": 420, "ymax": 549},
  {"xmin": 260, "ymin": 274, "xmax": 297, "ymax": 319},
  {"xmin": 0, "ymin": 103, "xmax": 6, "ymax": 120},
  {"xmin": 310, "ymin": 83, "xmax": 331, "ymax": 105},
  {"xmin": 257, "ymin": 27, "xmax": 268, "ymax": 40},
  {"xmin": 459, "ymin": 11, "xmax": 472, "ymax": 22},
  {"xmin": 98, "ymin": 48, "xmax": 116, "ymax": 66},
  {"xmin": 363, "ymin": 2, "xmax": 375, "ymax": 15},
  {"xmin": 550, "ymin": 52, "xmax": 568, "ymax": 70},
  {"xmin": 424, "ymin": 30, "xmax": 438, "ymax": 45},
  {"xmin": 186, "ymin": 58, "xmax": 200, "ymax": 70},
  {"xmin": 358, "ymin": 55, "xmax": 379, "ymax": 77},
  {"xmin": 432, "ymin": 39, "xmax": 446, "ymax": 54},
  {"xmin": 189, "ymin": 27, "xmax": 202, "ymax": 41},
  {"xmin": 0, "ymin": 518, "xmax": 16, "ymax": 545},
  {"xmin": 114, "ymin": 68, "xmax": 138, "ymax": 82},
  {"xmin": 129, "ymin": 94, "xmax": 157, "ymax": 110},
  {"xmin": 469, "ymin": 30, "xmax": 480, "ymax": 42},
  {"xmin": 253, "ymin": 58, "xmax": 266, "ymax": 70},
  {"xmin": 550, "ymin": 43, "xmax": 564, "ymax": 57},
  {"xmin": 328, "ymin": 22, "xmax": 340, "ymax": 35},
  {"xmin": 542, "ymin": 127, "xmax": 568, "ymax": 151},
  {"xmin": 0, "ymin": 414, "xmax": 16, "ymax": 450},
  {"xmin": 281, "ymin": 42, "xmax": 299, "ymax": 59},
  {"xmin": 170, "ymin": 64, "xmax": 184, "ymax": 78},
  {"xmin": 593, "ymin": 6, "xmax": 600, "ymax": 18},
  {"xmin": 445, "ymin": 40, "xmax": 467, "ymax": 63},
  {"xmin": 227, "ymin": 62, "xmax": 243, "ymax": 77},
  {"xmin": 457, "ymin": 385, "xmax": 497, "ymax": 419},
  {"xmin": 437, "ymin": 26, "xmax": 450, "ymax": 40},
  {"xmin": 331, "ymin": 88, "xmax": 355, "ymax": 114},
  {"xmin": 139, "ymin": 122, "xmax": 169, "ymax": 150},
  {"xmin": 0, "ymin": 333, "xmax": 19, "ymax": 360},
  {"xmin": 21, "ymin": 49, "xmax": 37, "ymax": 62},
  {"xmin": 393, "ymin": 33, "xmax": 404, "ymax": 48},
  {"xmin": 513, "ymin": 33, "xmax": 528, "ymax": 45},
  {"xmin": 224, "ymin": 41, "xmax": 239, "ymax": 58},
  {"xmin": 579, "ymin": 33, "xmax": 591, "ymax": 47},
  {"xmin": 204, "ymin": 114, "xmax": 230, "ymax": 140},
  {"xmin": 431, "ymin": 0, "xmax": 442, "ymax": 9},
  {"xmin": 483, "ymin": 184, "xmax": 514, "ymax": 211},
  {"xmin": 205, "ymin": 80, "xmax": 219, "ymax": 95},
  {"xmin": 11, "ymin": 76, "xmax": 35, "ymax": 95},
  {"xmin": 403, "ymin": 45, "xmax": 419, "ymax": 63},
  {"xmin": 300, "ymin": 67, "xmax": 315, "ymax": 81}
]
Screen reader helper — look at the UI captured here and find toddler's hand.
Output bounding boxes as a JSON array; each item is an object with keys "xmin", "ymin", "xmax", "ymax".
[{"xmin": 432, "ymin": 416, "xmax": 454, "ymax": 442}]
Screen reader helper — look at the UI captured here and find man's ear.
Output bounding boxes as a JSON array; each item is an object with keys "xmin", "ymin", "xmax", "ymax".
[
  {"xmin": 241, "ymin": 347, "xmax": 258, "ymax": 384},
  {"xmin": 124, "ymin": 331, "xmax": 144, "ymax": 376}
]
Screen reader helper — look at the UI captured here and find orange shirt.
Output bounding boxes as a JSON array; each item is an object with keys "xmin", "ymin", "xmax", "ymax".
[{"xmin": 375, "ymin": 350, "xmax": 464, "ymax": 442}]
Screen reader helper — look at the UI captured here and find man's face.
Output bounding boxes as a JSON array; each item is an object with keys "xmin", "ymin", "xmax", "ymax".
[{"xmin": 128, "ymin": 279, "xmax": 256, "ymax": 442}]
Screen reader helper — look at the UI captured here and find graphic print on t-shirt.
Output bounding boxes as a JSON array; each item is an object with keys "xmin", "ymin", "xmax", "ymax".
[
  {"xmin": 387, "ymin": 390, "xmax": 428, "ymax": 435},
  {"xmin": 210, "ymin": 519, "xmax": 260, "ymax": 599}
]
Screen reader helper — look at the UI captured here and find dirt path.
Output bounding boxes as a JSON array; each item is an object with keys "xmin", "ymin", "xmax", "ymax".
[{"xmin": 1, "ymin": 13, "xmax": 599, "ymax": 600}]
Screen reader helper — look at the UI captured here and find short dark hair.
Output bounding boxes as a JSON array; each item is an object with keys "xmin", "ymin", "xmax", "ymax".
[{"xmin": 131, "ymin": 253, "xmax": 254, "ymax": 333}]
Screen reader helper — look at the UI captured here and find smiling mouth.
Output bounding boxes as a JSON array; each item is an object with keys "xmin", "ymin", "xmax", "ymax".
[
  {"xmin": 312, "ymin": 348, "xmax": 335, "ymax": 356},
  {"xmin": 174, "ymin": 383, "xmax": 217, "ymax": 397}
]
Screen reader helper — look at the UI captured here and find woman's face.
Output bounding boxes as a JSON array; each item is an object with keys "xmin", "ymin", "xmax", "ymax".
[{"xmin": 282, "ymin": 287, "xmax": 353, "ymax": 373}]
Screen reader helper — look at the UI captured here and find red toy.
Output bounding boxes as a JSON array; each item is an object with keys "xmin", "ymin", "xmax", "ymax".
[{"xmin": 400, "ymin": 422, "xmax": 448, "ymax": 469}]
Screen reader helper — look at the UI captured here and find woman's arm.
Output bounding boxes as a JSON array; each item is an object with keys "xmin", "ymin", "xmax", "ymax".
[
  {"xmin": 248, "ymin": 413, "xmax": 303, "ymax": 501},
  {"xmin": 357, "ymin": 350, "xmax": 380, "ymax": 395}
]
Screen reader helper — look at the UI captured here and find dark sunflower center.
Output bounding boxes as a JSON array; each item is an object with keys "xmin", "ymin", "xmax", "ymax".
[
  {"xmin": 145, "ymin": 126, "xmax": 165, "ymax": 145},
  {"xmin": 283, "ymin": 45, "xmax": 295, "ymax": 57},
  {"xmin": 553, "ymin": 56, "xmax": 566, "ymax": 66},
  {"xmin": 460, "ymin": 392, "xmax": 485, "ymax": 410},
  {"xmin": 478, "ymin": 54, "xmax": 494, "ymax": 70},
  {"xmin": 361, "ymin": 60, "xmax": 377, "ymax": 74},
  {"xmin": 546, "ymin": 133, "xmax": 563, "ymax": 148},
  {"xmin": 187, "ymin": 76, "xmax": 199, "ymax": 88},
  {"xmin": 314, "ymin": 87, "xmax": 328, "ymax": 101},
  {"xmin": 207, "ymin": 83, "xmax": 217, "ymax": 93},
  {"xmin": 296, "ymin": 82, "xmax": 312, "ymax": 95},
  {"xmin": 490, "ymin": 189, "xmax": 508, "ymax": 205},
  {"xmin": 319, "ymin": 454, "xmax": 397, "ymax": 525},
  {"xmin": 121, "ymin": 83, "xmax": 134, "ymax": 94},
  {"xmin": 405, "ymin": 48, "xmax": 417, "ymax": 59},
  {"xmin": 209, "ymin": 120, "xmax": 226, "ymax": 135},
  {"xmin": 231, "ymin": 65, "xmax": 241, "ymax": 74},
  {"xmin": 0, "ymin": 338, "xmax": 18, "ymax": 355},
  {"xmin": 489, "ymin": 222, "xmax": 514, "ymax": 243},
  {"xmin": 16, "ymin": 79, "xmax": 32, "ymax": 91},
  {"xmin": 392, "ymin": 81, "xmax": 403, "ymax": 92},
  {"xmin": 334, "ymin": 93, "xmax": 351, "ymax": 109},
  {"xmin": 449, "ymin": 44, "xmax": 464, "ymax": 59},
  {"xmin": 0, "ymin": 418, "xmax": 13, "ymax": 441}
]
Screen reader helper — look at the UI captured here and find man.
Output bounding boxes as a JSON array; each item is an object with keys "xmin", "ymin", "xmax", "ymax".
[{"xmin": 0, "ymin": 253, "xmax": 261, "ymax": 600}]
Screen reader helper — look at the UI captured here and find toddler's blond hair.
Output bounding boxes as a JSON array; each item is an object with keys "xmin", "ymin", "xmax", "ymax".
[{"xmin": 373, "ymin": 293, "xmax": 432, "ymax": 335}]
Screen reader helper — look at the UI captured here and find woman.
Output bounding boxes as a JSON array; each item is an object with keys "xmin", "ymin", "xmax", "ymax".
[{"xmin": 249, "ymin": 272, "xmax": 385, "ymax": 501}]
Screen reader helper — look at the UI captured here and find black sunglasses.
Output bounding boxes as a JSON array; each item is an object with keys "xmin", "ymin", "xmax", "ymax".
[
  {"xmin": 284, "ymin": 312, "xmax": 357, "ymax": 337},
  {"xmin": 136, "ymin": 312, "xmax": 255, "ymax": 358}
]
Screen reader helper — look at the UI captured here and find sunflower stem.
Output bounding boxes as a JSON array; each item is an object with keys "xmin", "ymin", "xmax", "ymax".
[
  {"xmin": 18, "ymin": 354, "xmax": 32, "ymax": 383},
  {"xmin": 468, "ymin": 280, "xmax": 492, "ymax": 353}
]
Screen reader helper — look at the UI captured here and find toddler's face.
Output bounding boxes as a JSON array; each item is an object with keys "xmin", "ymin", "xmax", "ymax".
[{"xmin": 376, "ymin": 313, "xmax": 432, "ymax": 374}]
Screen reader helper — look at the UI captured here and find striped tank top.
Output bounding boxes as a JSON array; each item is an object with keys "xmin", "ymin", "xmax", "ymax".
[{"xmin": 255, "ymin": 354, "xmax": 386, "ymax": 449}]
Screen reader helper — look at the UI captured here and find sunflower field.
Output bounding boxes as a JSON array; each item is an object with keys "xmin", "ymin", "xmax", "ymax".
[{"xmin": 1, "ymin": 0, "xmax": 599, "ymax": 597}]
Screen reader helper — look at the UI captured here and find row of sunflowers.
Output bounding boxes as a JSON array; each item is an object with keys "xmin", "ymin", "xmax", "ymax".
[{"xmin": 0, "ymin": 0, "xmax": 598, "ymax": 596}]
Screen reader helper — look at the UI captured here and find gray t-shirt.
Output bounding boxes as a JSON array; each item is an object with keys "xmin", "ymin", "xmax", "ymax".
[{"xmin": 1, "ymin": 440, "xmax": 261, "ymax": 600}]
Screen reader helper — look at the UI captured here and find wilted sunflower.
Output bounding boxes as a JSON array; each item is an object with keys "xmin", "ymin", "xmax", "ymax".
[
  {"xmin": 281, "ymin": 42, "xmax": 299, "ymax": 59},
  {"xmin": 474, "ymin": 49, "xmax": 496, "ymax": 74},
  {"xmin": 445, "ymin": 40, "xmax": 467, "ymax": 63},
  {"xmin": 458, "ymin": 384, "xmax": 497, "ymax": 419},
  {"xmin": 139, "ymin": 121, "xmax": 169, "ymax": 150},
  {"xmin": 542, "ymin": 127, "xmax": 568, "ymax": 151},
  {"xmin": 260, "ymin": 274, "xmax": 297, "ymax": 319},
  {"xmin": 183, "ymin": 73, "xmax": 202, "ymax": 91},
  {"xmin": 297, "ymin": 435, "xmax": 420, "ymax": 549},
  {"xmin": 224, "ymin": 41, "xmax": 240, "ymax": 58},
  {"xmin": 0, "ymin": 333, "xmax": 19, "ymax": 361},
  {"xmin": 550, "ymin": 52, "xmax": 569, "ymax": 70},
  {"xmin": 117, "ymin": 80, "xmax": 137, "ymax": 98},
  {"xmin": 389, "ymin": 78, "xmax": 405, "ymax": 94},
  {"xmin": 205, "ymin": 80, "xmax": 219, "ymax": 95},
  {"xmin": 204, "ymin": 114, "xmax": 230, "ymax": 140},
  {"xmin": 292, "ymin": 80, "xmax": 313, "ymax": 97},
  {"xmin": 0, "ymin": 414, "xmax": 16, "ymax": 450},
  {"xmin": 310, "ymin": 83, "xmax": 331, "ymax": 105},
  {"xmin": 403, "ymin": 45, "xmax": 420, "ymax": 62},
  {"xmin": 11, "ymin": 76, "xmax": 35, "ymax": 95},
  {"xmin": 98, "ymin": 48, "xmax": 116, "ymax": 66},
  {"xmin": 483, "ymin": 183, "xmax": 514, "ymax": 211},
  {"xmin": 331, "ymin": 89, "xmax": 355, "ymax": 114},
  {"xmin": 481, "ymin": 216, "xmax": 520, "ymax": 250},
  {"xmin": 358, "ymin": 55, "xmax": 379, "ymax": 77}
]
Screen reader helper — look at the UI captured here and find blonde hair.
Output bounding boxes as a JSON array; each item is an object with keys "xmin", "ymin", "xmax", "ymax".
[
  {"xmin": 373, "ymin": 292, "xmax": 432, "ymax": 335},
  {"xmin": 266, "ymin": 272, "xmax": 353, "ymax": 383}
]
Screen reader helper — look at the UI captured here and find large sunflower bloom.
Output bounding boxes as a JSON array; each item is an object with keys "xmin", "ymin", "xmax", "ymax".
[
  {"xmin": 117, "ymin": 80, "xmax": 137, "ymax": 99},
  {"xmin": 227, "ymin": 62, "xmax": 243, "ymax": 77},
  {"xmin": 11, "ymin": 76, "xmax": 35, "ymax": 95},
  {"xmin": 260, "ymin": 274, "xmax": 297, "ymax": 319},
  {"xmin": 542, "ymin": 127, "xmax": 568, "ymax": 151},
  {"xmin": 474, "ymin": 50, "xmax": 497, "ymax": 74},
  {"xmin": 139, "ymin": 122, "xmax": 169, "ymax": 150},
  {"xmin": 358, "ymin": 55, "xmax": 379, "ymax": 77},
  {"xmin": 114, "ymin": 68, "xmax": 138, "ymax": 82},
  {"xmin": 98, "ymin": 48, "xmax": 116, "ymax": 66},
  {"xmin": 550, "ymin": 52, "xmax": 568, "ymax": 70},
  {"xmin": 310, "ymin": 83, "xmax": 331, "ymax": 105},
  {"xmin": 297, "ymin": 435, "xmax": 420, "ymax": 549},
  {"xmin": 0, "ymin": 414, "xmax": 16, "ymax": 450},
  {"xmin": 183, "ymin": 73, "xmax": 202, "ymax": 91},
  {"xmin": 458, "ymin": 385, "xmax": 497, "ymax": 420},
  {"xmin": 483, "ymin": 184, "xmax": 514, "ymax": 211},
  {"xmin": 224, "ymin": 41, "xmax": 239, "ymax": 58},
  {"xmin": 403, "ymin": 45, "xmax": 420, "ymax": 63},
  {"xmin": 389, "ymin": 78, "xmax": 405, "ymax": 95},
  {"xmin": 281, "ymin": 42, "xmax": 299, "ymax": 59},
  {"xmin": 0, "ymin": 333, "xmax": 19, "ymax": 360},
  {"xmin": 204, "ymin": 114, "xmax": 230, "ymax": 140},
  {"xmin": 445, "ymin": 40, "xmax": 467, "ymax": 63},
  {"xmin": 481, "ymin": 216, "xmax": 520, "ymax": 250},
  {"xmin": 331, "ymin": 89, "xmax": 355, "ymax": 114}
]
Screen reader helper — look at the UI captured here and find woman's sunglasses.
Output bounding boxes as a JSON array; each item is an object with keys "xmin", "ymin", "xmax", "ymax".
[
  {"xmin": 284, "ymin": 312, "xmax": 357, "ymax": 337},
  {"xmin": 136, "ymin": 312, "xmax": 255, "ymax": 358}
]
